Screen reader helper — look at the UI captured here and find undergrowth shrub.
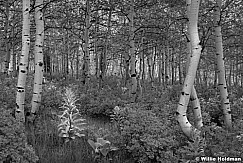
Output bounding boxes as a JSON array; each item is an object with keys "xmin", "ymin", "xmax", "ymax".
[
  {"xmin": 41, "ymin": 82, "xmax": 62, "ymax": 110},
  {"xmin": 201, "ymin": 122, "xmax": 243, "ymax": 157},
  {"xmin": 111, "ymin": 105, "xmax": 180, "ymax": 163},
  {"xmin": 79, "ymin": 87, "xmax": 126, "ymax": 118},
  {"xmin": 196, "ymin": 92, "xmax": 243, "ymax": 158},
  {"xmin": 0, "ymin": 107, "xmax": 39, "ymax": 163}
]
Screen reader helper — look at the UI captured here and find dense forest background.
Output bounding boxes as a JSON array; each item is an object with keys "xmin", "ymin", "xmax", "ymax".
[{"xmin": 0, "ymin": 0, "xmax": 243, "ymax": 163}]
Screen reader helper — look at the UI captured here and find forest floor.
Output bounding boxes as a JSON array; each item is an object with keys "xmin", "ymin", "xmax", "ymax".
[{"xmin": 1, "ymin": 74, "xmax": 243, "ymax": 163}]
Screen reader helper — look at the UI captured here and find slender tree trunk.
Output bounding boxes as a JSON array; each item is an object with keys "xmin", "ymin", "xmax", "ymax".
[
  {"xmin": 76, "ymin": 48, "xmax": 80, "ymax": 79},
  {"xmin": 16, "ymin": 0, "xmax": 30, "ymax": 122},
  {"xmin": 12, "ymin": 24, "xmax": 17, "ymax": 76},
  {"xmin": 165, "ymin": 45, "xmax": 169, "ymax": 87},
  {"xmin": 214, "ymin": 58, "xmax": 217, "ymax": 88},
  {"xmin": 81, "ymin": 0, "xmax": 90, "ymax": 85},
  {"xmin": 99, "ymin": 3, "xmax": 112, "ymax": 88},
  {"xmin": 241, "ymin": 61, "xmax": 243, "ymax": 87},
  {"xmin": 66, "ymin": 31, "xmax": 69, "ymax": 79},
  {"xmin": 235, "ymin": 51, "xmax": 238, "ymax": 86},
  {"xmin": 4, "ymin": 0, "xmax": 10, "ymax": 74},
  {"xmin": 129, "ymin": 0, "xmax": 137, "ymax": 102},
  {"xmin": 214, "ymin": 0, "xmax": 232, "ymax": 129},
  {"xmin": 177, "ymin": 0, "xmax": 202, "ymax": 137},
  {"xmin": 138, "ymin": 44, "xmax": 143, "ymax": 98},
  {"xmin": 228, "ymin": 59, "xmax": 232, "ymax": 87},
  {"xmin": 158, "ymin": 47, "xmax": 162, "ymax": 85},
  {"xmin": 161, "ymin": 47, "xmax": 165, "ymax": 87},
  {"xmin": 152, "ymin": 46, "xmax": 156, "ymax": 84},
  {"xmin": 141, "ymin": 36, "xmax": 145, "ymax": 82},
  {"xmin": 95, "ymin": 7, "xmax": 99, "ymax": 79},
  {"xmin": 124, "ymin": 18, "xmax": 130, "ymax": 87},
  {"xmin": 147, "ymin": 49, "xmax": 154, "ymax": 87},
  {"xmin": 178, "ymin": 40, "xmax": 182, "ymax": 84},
  {"xmin": 171, "ymin": 50, "xmax": 175, "ymax": 85}
]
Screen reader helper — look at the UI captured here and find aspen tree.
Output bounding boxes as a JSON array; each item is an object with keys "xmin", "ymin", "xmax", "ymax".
[
  {"xmin": 31, "ymin": 0, "xmax": 44, "ymax": 118},
  {"xmin": 176, "ymin": 0, "xmax": 202, "ymax": 137},
  {"xmin": 129, "ymin": 0, "xmax": 137, "ymax": 102},
  {"xmin": 186, "ymin": 0, "xmax": 203, "ymax": 129},
  {"xmin": 94, "ymin": 3, "xmax": 99, "ymax": 79},
  {"xmin": 81, "ymin": 0, "xmax": 90, "ymax": 85},
  {"xmin": 4, "ymin": 0, "xmax": 10, "ymax": 74},
  {"xmin": 124, "ymin": 18, "xmax": 130, "ymax": 87},
  {"xmin": 99, "ymin": 0, "xmax": 112, "ymax": 88},
  {"xmin": 16, "ymin": 0, "xmax": 30, "ymax": 122},
  {"xmin": 164, "ymin": 45, "xmax": 169, "ymax": 87},
  {"xmin": 214, "ymin": 0, "xmax": 232, "ymax": 129}
]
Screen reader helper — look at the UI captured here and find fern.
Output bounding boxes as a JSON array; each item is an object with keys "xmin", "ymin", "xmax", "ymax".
[{"xmin": 57, "ymin": 87, "xmax": 86, "ymax": 142}]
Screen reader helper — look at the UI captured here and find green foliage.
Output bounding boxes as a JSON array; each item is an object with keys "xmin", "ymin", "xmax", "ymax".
[
  {"xmin": 41, "ymin": 82, "xmax": 62, "ymax": 110},
  {"xmin": 200, "ymin": 123, "xmax": 243, "ymax": 157},
  {"xmin": 165, "ymin": 85, "xmax": 182, "ymax": 101},
  {"xmin": 79, "ymin": 87, "xmax": 126, "ymax": 118},
  {"xmin": 111, "ymin": 105, "xmax": 180, "ymax": 163},
  {"xmin": 0, "ymin": 107, "xmax": 39, "ymax": 163},
  {"xmin": 57, "ymin": 88, "xmax": 86, "ymax": 142},
  {"xmin": 231, "ymin": 96, "xmax": 243, "ymax": 121},
  {"xmin": 88, "ymin": 137, "xmax": 118, "ymax": 162},
  {"xmin": 178, "ymin": 129, "xmax": 206, "ymax": 162}
]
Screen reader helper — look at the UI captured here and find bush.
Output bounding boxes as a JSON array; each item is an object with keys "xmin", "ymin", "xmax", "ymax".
[
  {"xmin": 79, "ymin": 87, "xmax": 126, "ymax": 118},
  {"xmin": 0, "ymin": 107, "xmax": 39, "ymax": 163},
  {"xmin": 201, "ymin": 122, "xmax": 243, "ymax": 157},
  {"xmin": 111, "ymin": 105, "xmax": 180, "ymax": 163}
]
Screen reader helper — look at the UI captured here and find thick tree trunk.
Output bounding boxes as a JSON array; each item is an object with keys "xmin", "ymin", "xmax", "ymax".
[
  {"xmin": 214, "ymin": 0, "xmax": 232, "ymax": 129},
  {"xmin": 185, "ymin": 0, "xmax": 203, "ymax": 129},
  {"xmin": 31, "ymin": 0, "xmax": 44, "ymax": 117},
  {"xmin": 16, "ymin": 0, "xmax": 30, "ymax": 122},
  {"xmin": 176, "ymin": 0, "xmax": 202, "ymax": 137}
]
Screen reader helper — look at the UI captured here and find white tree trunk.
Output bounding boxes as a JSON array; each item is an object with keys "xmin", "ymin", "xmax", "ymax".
[
  {"xmin": 81, "ymin": 0, "xmax": 90, "ymax": 85},
  {"xmin": 31, "ymin": 0, "xmax": 44, "ymax": 118},
  {"xmin": 129, "ymin": 0, "xmax": 137, "ymax": 102},
  {"xmin": 16, "ymin": 0, "xmax": 30, "ymax": 122},
  {"xmin": 186, "ymin": 0, "xmax": 203, "ymax": 129},
  {"xmin": 177, "ymin": 0, "xmax": 202, "ymax": 137},
  {"xmin": 214, "ymin": 0, "xmax": 232, "ymax": 129}
]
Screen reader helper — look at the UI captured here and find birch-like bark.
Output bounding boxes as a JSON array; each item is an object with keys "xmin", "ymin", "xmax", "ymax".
[
  {"xmin": 16, "ymin": 0, "xmax": 30, "ymax": 122},
  {"xmin": 124, "ymin": 18, "xmax": 130, "ymax": 87},
  {"xmin": 129, "ymin": 0, "xmax": 137, "ymax": 102},
  {"xmin": 31, "ymin": 0, "xmax": 44, "ymax": 118},
  {"xmin": 214, "ymin": 0, "xmax": 232, "ymax": 129},
  {"xmin": 81, "ymin": 0, "xmax": 90, "ymax": 85},
  {"xmin": 165, "ymin": 45, "xmax": 169, "ymax": 87},
  {"xmin": 185, "ymin": 0, "xmax": 203, "ymax": 129},
  {"xmin": 176, "ymin": 0, "xmax": 202, "ymax": 137}
]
